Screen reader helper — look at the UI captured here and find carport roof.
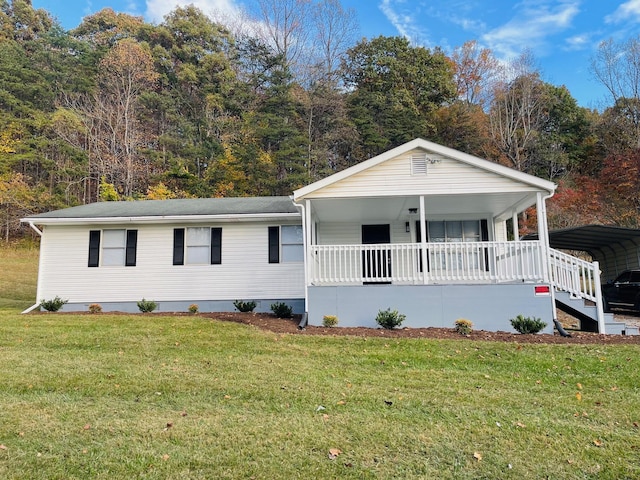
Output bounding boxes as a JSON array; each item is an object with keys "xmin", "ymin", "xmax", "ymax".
[{"xmin": 524, "ymin": 224, "xmax": 640, "ymax": 255}]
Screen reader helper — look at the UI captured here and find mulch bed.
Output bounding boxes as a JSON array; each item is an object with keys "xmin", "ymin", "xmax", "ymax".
[{"xmin": 205, "ymin": 312, "xmax": 640, "ymax": 345}]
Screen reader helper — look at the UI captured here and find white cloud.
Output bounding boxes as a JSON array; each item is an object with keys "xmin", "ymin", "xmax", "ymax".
[
  {"xmin": 378, "ymin": 0, "xmax": 431, "ymax": 45},
  {"xmin": 481, "ymin": 1, "xmax": 580, "ymax": 59},
  {"xmin": 605, "ymin": 0, "xmax": 640, "ymax": 24},
  {"xmin": 145, "ymin": 0, "xmax": 240, "ymax": 24},
  {"xmin": 564, "ymin": 33, "xmax": 590, "ymax": 51}
]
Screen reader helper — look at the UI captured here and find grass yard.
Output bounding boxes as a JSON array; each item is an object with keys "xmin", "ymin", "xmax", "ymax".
[
  {"xmin": 0, "ymin": 312, "xmax": 639, "ymax": 479},
  {"xmin": 0, "ymin": 244, "xmax": 39, "ymax": 310},
  {"xmin": 0, "ymin": 245, "xmax": 639, "ymax": 478}
]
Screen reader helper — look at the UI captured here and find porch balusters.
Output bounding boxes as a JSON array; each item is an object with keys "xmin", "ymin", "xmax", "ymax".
[{"xmin": 309, "ymin": 241, "xmax": 548, "ymax": 285}]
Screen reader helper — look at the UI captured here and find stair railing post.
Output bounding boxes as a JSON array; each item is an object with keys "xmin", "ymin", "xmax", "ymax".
[{"xmin": 592, "ymin": 261, "xmax": 606, "ymax": 334}]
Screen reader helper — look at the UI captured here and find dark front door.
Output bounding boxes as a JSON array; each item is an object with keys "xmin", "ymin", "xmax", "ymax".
[{"xmin": 362, "ymin": 224, "xmax": 391, "ymax": 283}]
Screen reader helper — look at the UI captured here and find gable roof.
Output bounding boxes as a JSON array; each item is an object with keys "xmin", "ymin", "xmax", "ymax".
[
  {"xmin": 293, "ymin": 138, "xmax": 556, "ymax": 200},
  {"xmin": 22, "ymin": 196, "xmax": 300, "ymax": 225}
]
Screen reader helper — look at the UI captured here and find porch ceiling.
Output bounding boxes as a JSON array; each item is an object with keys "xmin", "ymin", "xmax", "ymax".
[{"xmin": 308, "ymin": 192, "xmax": 536, "ymax": 222}]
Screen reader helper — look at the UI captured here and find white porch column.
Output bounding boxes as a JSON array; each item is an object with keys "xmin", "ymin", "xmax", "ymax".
[
  {"xmin": 512, "ymin": 210, "xmax": 519, "ymax": 241},
  {"xmin": 304, "ymin": 199, "xmax": 312, "ymax": 291},
  {"xmin": 420, "ymin": 195, "xmax": 428, "ymax": 285},
  {"xmin": 536, "ymin": 192, "xmax": 551, "ymax": 282}
]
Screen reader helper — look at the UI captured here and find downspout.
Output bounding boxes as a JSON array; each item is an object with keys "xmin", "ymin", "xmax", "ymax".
[
  {"xmin": 22, "ymin": 222, "xmax": 43, "ymax": 314},
  {"xmin": 292, "ymin": 198, "xmax": 309, "ymax": 329}
]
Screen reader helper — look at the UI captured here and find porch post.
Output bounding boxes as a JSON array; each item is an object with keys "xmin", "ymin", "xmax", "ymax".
[
  {"xmin": 536, "ymin": 191, "xmax": 558, "ymax": 328},
  {"xmin": 512, "ymin": 211, "xmax": 519, "ymax": 241},
  {"xmin": 305, "ymin": 199, "xmax": 312, "ymax": 290},
  {"xmin": 420, "ymin": 195, "xmax": 428, "ymax": 285},
  {"xmin": 536, "ymin": 192, "xmax": 551, "ymax": 282}
]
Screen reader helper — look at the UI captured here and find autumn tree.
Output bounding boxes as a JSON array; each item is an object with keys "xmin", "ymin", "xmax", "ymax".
[
  {"xmin": 310, "ymin": 0, "xmax": 358, "ymax": 84},
  {"xmin": 488, "ymin": 53, "xmax": 548, "ymax": 173},
  {"xmin": 342, "ymin": 36, "xmax": 456, "ymax": 158},
  {"xmin": 0, "ymin": 172, "xmax": 48, "ymax": 241},
  {"xmin": 597, "ymin": 150, "xmax": 640, "ymax": 227},
  {"xmin": 252, "ymin": 0, "xmax": 311, "ymax": 76},
  {"xmin": 71, "ymin": 7, "xmax": 145, "ymax": 49},
  {"xmin": 591, "ymin": 36, "xmax": 640, "ymax": 150},
  {"xmin": 77, "ymin": 39, "xmax": 159, "ymax": 198},
  {"xmin": 451, "ymin": 40, "xmax": 499, "ymax": 108}
]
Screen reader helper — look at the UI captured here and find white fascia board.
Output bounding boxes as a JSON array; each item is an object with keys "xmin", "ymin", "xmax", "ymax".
[{"xmin": 20, "ymin": 212, "xmax": 301, "ymax": 226}]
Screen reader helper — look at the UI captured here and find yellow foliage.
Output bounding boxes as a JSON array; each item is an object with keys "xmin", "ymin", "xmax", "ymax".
[
  {"xmin": 146, "ymin": 182, "xmax": 176, "ymax": 200},
  {"xmin": 0, "ymin": 123, "xmax": 24, "ymax": 154}
]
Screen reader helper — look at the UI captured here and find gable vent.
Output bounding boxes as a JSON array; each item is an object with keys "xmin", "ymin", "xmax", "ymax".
[{"xmin": 411, "ymin": 154, "xmax": 428, "ymax": 175}]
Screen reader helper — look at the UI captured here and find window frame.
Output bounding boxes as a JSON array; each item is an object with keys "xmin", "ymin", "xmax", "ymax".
[
  {"xmin": 173, "ymin": 227, "xmax": 222, "ymax": 266},
  {"xmin": 269, "ymin": 225, "xmax": 303, "ymax": 264},
  {"xmin": 88, "ymin": 229, "xmax": 137, "ymax": 267}
]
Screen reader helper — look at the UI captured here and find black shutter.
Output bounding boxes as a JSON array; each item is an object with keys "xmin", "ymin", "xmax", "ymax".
[
  {"xmin": 125, "ymin": 230, "xmax": 137, "ymax": 266},
  {"xmin": 211, "ymin": 228, "xmax": 222, "ymax": 264},
  {"xmin": 88, "ymin": 230, "xmax": 101, "ymax": 267},
  {"xmin": 173, "ymin": 228, "xmax": 185, "ymax": 265},
  {"xmin": 268, "ymin": 226, "xmax": 280, "ymax": 263}
]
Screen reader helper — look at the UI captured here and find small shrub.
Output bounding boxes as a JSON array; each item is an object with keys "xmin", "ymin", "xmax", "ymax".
[
  {"xmin": 375, "ymin": 308, "xmax": 406, "ymax": 329},
  {"xmin": 322, "ymin": 315, "xmax": 338, "ymax": 327},
  {"xmin": 510, "ymin": 314, "xmax": 547, "ymax": 334},
  {"xmin": 234, "ymin": 300, "xmax": 257, "ymax": 313},
  {"xmin": 271, "ymin": 302, "xmax": 293, "ymax": 318},
  {"xmin": 137, "ymin": 298, "xmax": 157, "ymax": 313},
  {"xmin": 454, "ymin": 318, "xmax": 473, "ymax": 335},
  {"xmin": 88, "ymin": 303, "xmax": 102, "ymax": 314},
  {"xmin": 188, "ymin": 304, "xmax": 199, "ymax": 314},
  {"xmin": 39, "ymin": 296, "xmax": 68, "ymax": 312}
]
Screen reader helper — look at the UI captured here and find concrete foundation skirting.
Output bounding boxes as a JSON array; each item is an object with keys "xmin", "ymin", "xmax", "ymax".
[
  {"xmin": 308, "ymin": 284, "xmax": 555, "ymax": 334},
  {"xmin": 55, "ymin": 298, "xmax": 306, "ymax": 315}
]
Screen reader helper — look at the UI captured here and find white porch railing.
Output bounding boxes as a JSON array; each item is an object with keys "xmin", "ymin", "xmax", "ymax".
[
  {"xmin": 548, "ymin": 248, "xmax": 600, "ymax": 302},
  {"xmin": 309, "ymin": 241, "xmax": 547, "ymax": 285}
]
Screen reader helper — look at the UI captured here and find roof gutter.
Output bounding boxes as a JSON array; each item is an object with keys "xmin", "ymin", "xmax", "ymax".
[{"xmin": 20, "ymin": 212, "xmax": 301, "ymax": 226}]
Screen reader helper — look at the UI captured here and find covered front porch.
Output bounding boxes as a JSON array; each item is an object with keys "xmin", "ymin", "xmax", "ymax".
[{"xmin": 292, "ymin": 139, "xmax": 605, "ymax": 333}]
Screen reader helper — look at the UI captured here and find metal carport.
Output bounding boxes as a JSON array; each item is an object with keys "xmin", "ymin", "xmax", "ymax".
[{"xmin": 525, "ymin": 224, "xmax": 640, "ymax": 282}]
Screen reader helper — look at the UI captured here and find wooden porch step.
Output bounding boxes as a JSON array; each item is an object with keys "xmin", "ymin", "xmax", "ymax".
[{"xmin": 623, "ymin": 325, "xmax": 639, "ymax": 336}]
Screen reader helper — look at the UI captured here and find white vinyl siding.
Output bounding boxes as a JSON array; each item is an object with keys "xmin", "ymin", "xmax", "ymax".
[
  {"xmin": 37, "ymin": 222, "xmax": 304, "ymax": 304},
  {"xmin": 305, "ymin": 148, "xmax": 540, "ymax": 199}
]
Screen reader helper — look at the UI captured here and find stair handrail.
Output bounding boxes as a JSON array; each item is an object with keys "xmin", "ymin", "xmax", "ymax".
[{"xmin": 549, "ymin": 248, "xmax": 605, "ymax": 333}]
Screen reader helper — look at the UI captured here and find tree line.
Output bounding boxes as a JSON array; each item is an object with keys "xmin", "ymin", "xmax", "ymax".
[{"xmin": 2, "ymin": 0, "xmax": 640, "ymax": 241}]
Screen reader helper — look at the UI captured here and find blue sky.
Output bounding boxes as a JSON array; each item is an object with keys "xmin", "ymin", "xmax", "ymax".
[{"xmin": 30, "ymin": 0, "xmax": 640, "ymax": 109}]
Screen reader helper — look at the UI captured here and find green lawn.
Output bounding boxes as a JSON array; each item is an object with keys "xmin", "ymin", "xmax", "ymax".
[
  {"xmin": 0, "ymin": 246, "xmax": 639, "ymax": 478},
  {"xmin": 0, "ymin": 243, "xmax": 39, "ymax": 310}
]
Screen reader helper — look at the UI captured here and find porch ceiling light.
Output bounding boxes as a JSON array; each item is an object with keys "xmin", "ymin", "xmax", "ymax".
[{"xmin": 409, "ymin": 208, "xmax": 418, "ymax": 214}]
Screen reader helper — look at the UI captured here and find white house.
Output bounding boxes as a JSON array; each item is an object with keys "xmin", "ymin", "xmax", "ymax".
[
  {"xmin": 22, "ymin": 196, "xmax": 306, "ymax": 314},
  {"xmin": 23, "ymin": 138, "xmax": 614, "ymax": 333}
]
